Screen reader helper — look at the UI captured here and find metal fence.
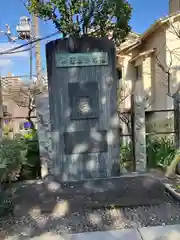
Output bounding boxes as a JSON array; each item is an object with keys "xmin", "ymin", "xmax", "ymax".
[{"xmin": 119, "ymin": 108, "xmax": 176, "ymax": 171}]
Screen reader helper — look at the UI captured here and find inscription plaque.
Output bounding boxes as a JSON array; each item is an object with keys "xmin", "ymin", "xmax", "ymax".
[
  {"xmin": 56, "ymin": 52, "xmax": 108, "ymax": 67},
  {"xmin": 68, "ymin": 82, "xmax": 99, "ymax": 120},
  {"xmin": 64, "ymin": 130, "xmax": 108, "ymax": 154}
]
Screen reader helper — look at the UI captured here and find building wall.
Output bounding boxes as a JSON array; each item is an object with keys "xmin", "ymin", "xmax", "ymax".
[
  {"xmin": 136, "ymin": 26, "xmax": 167, "ymax": 111},
  {"xmin": 1, "ymin": 72, "xmax": 21, "ymax": 91},
  {"xmin": 120, "ymin": 26, "xmax": 167, "ymax": 112},
  {"xmin": 2, "ymin": 92, "xmax": 36, "ymax": 135},
  {"xmin": 120, "ymin": 54, "xmax": 134, "ymax": 111},
  {"xmin": 166, "ymin": 19, "xmax": 180, "ymax": 105},
  {"xmin": 119, "ymin": 24, "xmax": 177, "ymax": 132},
  {"xmin": 169, "ymin": 0, "xmax": 180, "ymax": 14}
]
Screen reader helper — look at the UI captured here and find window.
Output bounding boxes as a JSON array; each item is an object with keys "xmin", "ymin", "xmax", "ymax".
[
  {"xmin": 3, "ymin": 105, "xmax": 7, "ymax": 113},
  {"xmin": 19, "ymin": 122, "xmax": 24, "ymax": 130},
  {"xmin": 135, "ymin": 65, "xmax": 142, "ymax": 81},
  {"xmin": 116, "ymin": 69, "xmax": 122, "ymax": 80},
  {"xmin": 116, "ymin": 68, "xmax": 122, "ymax": 89}
]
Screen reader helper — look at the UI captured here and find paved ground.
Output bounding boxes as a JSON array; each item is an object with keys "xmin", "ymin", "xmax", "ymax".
[{"xmin": 4, "ymin": 224, "xmax": 180, "ymax": 239}]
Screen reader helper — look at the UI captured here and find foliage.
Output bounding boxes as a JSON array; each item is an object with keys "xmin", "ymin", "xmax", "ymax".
[
  {"xmin": 146, "ymin": 136, "xmax": 176, "ymax": 169},
  {"xmin": 0, "ymin": 138, "xmax": 27, "ymax": 183},
  {"xmin": 120, "ymin": 143, "xmax": 132, "ymax": 162},
  {"xmin": 26, "ymin": 0, "xmax": 132, "ymax": 44},
  {"xmin": 23, "ymin": 129, "xmax": 38, "ymax": 140},
  {"xmin": 165, "ymin": 148, "xmax": 180, "ymax": 178},
  {"xmin": 0, "ymin": 129, "xmax": 41, "ymax": 183},
  {"xmin": 0, "ymin": 133, "xmax": 40, "ymax": 216},
  {"xmin": 20, "ymin": 130, "xmax": 41, "ymax": 180},
  {"xmin": 120, "ymin": 142, "xmax": 133, "ymax": 171},
  {"xmin": 3, "ymin": 124, "xmax": 13, "ymax": 136},
  {"xmin": 120, "ymin": 137, "xmax": 176, "ymax": 171}
]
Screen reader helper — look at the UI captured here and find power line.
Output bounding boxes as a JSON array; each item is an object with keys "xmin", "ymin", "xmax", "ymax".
[
  {"xmin": 0, "ymin": 31, "xmax": 59, "ymax": 55},
  {"xmin": 1, "ymin": 44, "xmax": 36, "ymax": 55},
  {"xmin": 1, "ymin": 75, "xmax": 37, "ymax": 79}
]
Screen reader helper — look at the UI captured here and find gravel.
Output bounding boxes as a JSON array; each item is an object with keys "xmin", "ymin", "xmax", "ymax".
[{"xmin": 1, "ymin": 192, "xmax": 180, "ymax": 239}]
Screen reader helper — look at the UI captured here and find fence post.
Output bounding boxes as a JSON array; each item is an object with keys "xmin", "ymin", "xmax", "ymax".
[{"xmin": 174, "ymin": 93, "xmax": 180, "ymax": 148}]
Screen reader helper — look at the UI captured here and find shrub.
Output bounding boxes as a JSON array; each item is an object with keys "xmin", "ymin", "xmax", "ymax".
[
  {"xmin": 120, "ymin": 137, "xmax": 176, "ymax": 171},
  {"xmin": 0, "ymin": 130, "xmax": 41, "ymax": 183},
  {"xmin": 20, "ymin": 130, "xmax": 41, "ymax": 180},
  {"xmin": 23, "ymin": 129, "xmax": 37, "ymax": 140},
  {"xmin": 146, "ymin": 136, "xmax": 176, "ymax": 169},
  {"xmin": 120, "ymin": 142, "xmax": 133, "ymax": 171},
  {"xmin": 0, "ymin": 138, "xmax": 27, "ymax": 183}
]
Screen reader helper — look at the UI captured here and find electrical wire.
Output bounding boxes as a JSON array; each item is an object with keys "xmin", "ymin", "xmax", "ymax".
[
  {"xmin": 1, "ymin": 44, "xmax": 36, "ymax": 55},
  {"xmin": 0, "ymin": 31, "xmax": 59, "ymax": 55}
]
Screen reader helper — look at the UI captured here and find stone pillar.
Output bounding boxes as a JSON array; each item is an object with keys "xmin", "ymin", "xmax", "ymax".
[
  {"xmin": 35, "ymin": 93, "xmax": 52, "ymax": 178},
  {"xmin": 133, "ymin": 83, "xmax": 147, "ymax": 172},
  {"xmin": 46, "ymin": 37, "xmax": 119, "ymax": 181}
]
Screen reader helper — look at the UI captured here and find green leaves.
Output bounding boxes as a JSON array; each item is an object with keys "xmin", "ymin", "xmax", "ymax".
[
  {"xmin": 120, "ymin": 137, "xmax": 176, "ymax": 172},
  {"xmin": 146, "ymin": 136, "xmax": 176, "ymax": 169},
  {"xmin": 26, "ymin": 0, "xmax": 132, "ymax": 44},
  {"xmin": 0, "ymin": 131, "xmax": 40, "ymax": 183},
  {"xmin": 0, "ymin": 138, "xmax": 27, "ymax": 183}
]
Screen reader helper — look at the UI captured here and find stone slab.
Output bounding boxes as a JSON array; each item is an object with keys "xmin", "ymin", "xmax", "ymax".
[
  {"xmin": 139, "ymin": 224, "xmax": 180, "ymax": 240},
  {"xmin": 49, "ymin": 174, "xmax": 166, "ymax": 208},
  {"xmin": 46, "ymin": 36, "xmax": 119, "ymax": 181},
  {"xmin": 11, "ymin": 175, "xmax": 166, "ymax": 217},
  {"xmin": 29, "ymin": 229, "xmax": 140, "ymax": 240}
]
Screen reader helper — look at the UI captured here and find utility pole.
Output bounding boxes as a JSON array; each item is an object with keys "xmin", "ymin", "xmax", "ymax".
[
  {"xmin": 32, "ymin": 15, "xmax": 42, "ymax": 90},
  {"xmin": 29, "ymin": 42, "xmax": 33, "ymax": 81}
]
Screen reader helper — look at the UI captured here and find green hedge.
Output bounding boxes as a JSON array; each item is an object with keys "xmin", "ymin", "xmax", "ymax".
[{"xmin": 0, "ymin": 131, "xmax": 41, "ymax": 184}]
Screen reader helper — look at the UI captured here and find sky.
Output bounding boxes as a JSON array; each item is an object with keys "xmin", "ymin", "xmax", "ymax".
[{"xmin": 0, "ymin": 0, "xmax": 169, "ymax": 79}]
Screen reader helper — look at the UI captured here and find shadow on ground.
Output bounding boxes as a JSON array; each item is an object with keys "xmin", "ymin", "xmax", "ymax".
[{"xmin": 1, "ymin": 175, "xmax": 180, "ymax": 239}]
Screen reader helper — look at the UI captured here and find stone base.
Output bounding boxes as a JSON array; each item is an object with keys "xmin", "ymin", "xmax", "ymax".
[{"xmin": 44, "ymin": 174, "xmax": 166, "ymax": 208}]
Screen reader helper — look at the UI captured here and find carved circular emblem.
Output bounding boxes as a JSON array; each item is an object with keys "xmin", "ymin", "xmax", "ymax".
[{"xmin": 78, "ymin": 97, "xmax": 90, "ymax": 114}]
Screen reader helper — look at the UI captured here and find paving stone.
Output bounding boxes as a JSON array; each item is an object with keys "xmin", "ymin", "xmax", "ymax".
[
  {"xmin": 30, "ymin": 229, "xmax": 140, "ymax": 240},
  {"xmin": 139, "ymin": 224, "xmax": 180, "ymax": 240}
]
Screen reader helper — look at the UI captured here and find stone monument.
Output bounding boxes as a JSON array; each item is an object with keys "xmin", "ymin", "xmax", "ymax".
[
  {"xmin": 37, "ymin": 36, "xmax": 120, "ymax": 181},
  {"xmin": 35, "ymin": 37, "xmax": 166, "ymax": 206}
]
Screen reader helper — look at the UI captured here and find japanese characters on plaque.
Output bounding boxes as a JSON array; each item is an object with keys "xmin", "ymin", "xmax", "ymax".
[{"xmin": 55, "ymin": 52, "xmax": 108, "ymax": 67}]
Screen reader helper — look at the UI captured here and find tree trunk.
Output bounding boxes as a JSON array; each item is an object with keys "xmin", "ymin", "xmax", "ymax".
[{"xmin": 27, "ymin": 106, "xmax": 35, "ymax": 130}]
